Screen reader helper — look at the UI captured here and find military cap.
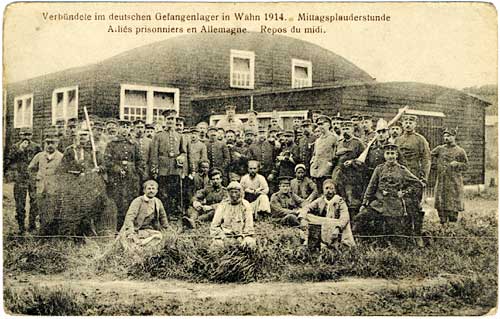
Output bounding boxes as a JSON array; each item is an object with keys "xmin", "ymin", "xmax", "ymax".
[
  {"xmin": 162, "ymin": 108, "xmax": 177, "ymax": 117},
  {"xmin": 134, "ymin": 119, "xmax": 146, "ymax": 126},
  {"xmin": 247, "ymin": 110, "xmax": 258, "ymax": 116},
  {"xmin": 225, "ymin": 128, "xmax": 236, "ymax": 135},
  {"xmin": 295, "ymin": 164, "xmax": 306, "ymax": 172},
  {"xmin": 443, "ymin": 128, "xmax": 457, "ymax": 136},
  {"xmin": 217, "ymin": 127, "xmax": 225, "ymax": 132},
  {"xmin": 383, "ymin": 143, "xmax": 399, "ymax": 151},
  {"xmin": 208, "ymin": 168, "xmax": 223, "ymax": 179},
  {"xmin": 207, "ymin": 126, "xmax": 218, "ymax": 132},
  {"xmin": 93, "ymin": 120, "xmax": 105, "ymax": 129},
  {"xmin": 43, "ymin": 127, "xmax": 59, "ymax": 141},
  {"xmin": 19, "ymin": 127, "xmax": 33, "ymax": 135},
  {"xmin": 341, "ymin": 120, "xmax": 354, "ymax": 128},
  {"xmin": 227, "ymin": 181, "xmax": 243, "ymax": 191},
  {"xmin": 244, "ymin": 128, "xmax": 256, "ymax": 136},
  {"xmin": 118, "ymin": 119, "xmax": 131, "ymax": 127},
  {"xmin": 361, "ymin": 115, "xmax": 373, "ymax": 120},
  {"xmin": 312, "ymin": 110, "xmax": 323, "ymax": 115},
  {"xmin": 67, "ymin": 118, "xmax": 78, "ymax": 127},
  {"xmin": 276, "ymin": 130, "xmax": 284, "ymax": 137},
  {"xmin": 145, "ymin": 123, "xmax": 155, "ymax": 129},
  {"xmin": 183, "ymin": 127, "xmax": 192, "ymax": 134},
  {"xmin": 258, "ymin": 126, "xmax": 267, "ymax": 133},
  {"xmin": 401, "ymin": 114, "xmax": 418, "ymax": 121},
  {"xmin": 225, "ymin": 105, "xmax": 237, "ymax": 111},
  {"xmin": 268, "ymin": 126, "xmax": 279, "ymax": 133},
  {"xmin": 283, "ymin": 130, "xmax": 295, "ymax": 137},
  {"xmin": 190, "ymin": 126, "xmax": 200, "ymax": 133},
  {"xmin": 106, "ymin": 119, "xmax": 118, "ymax": 126},
  {"xmin": 176, "ymin": 116, "xmax": 185, "ymax": 123},
  {"xmin": 316, "ymin": 115, "xmax": 331, "ymax": 125},
  {"xmin": 278, "ymin": 176, "xmax": 293, "ymax": 184},
  {"xmin": 301, "ymin": 119, "xmax": 313, "ymax": 127},
  {"xmin": 350, "ymin": 113, "xmax": 362, "ymax": 121}
]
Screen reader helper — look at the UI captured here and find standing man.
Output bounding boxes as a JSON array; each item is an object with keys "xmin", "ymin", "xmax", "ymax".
[
  {"xmin": 216, "ymin": 105, "xmax": 244, "ymax": 133},
  {"xmin": 331, "ymin": 115, "xmax": 343, "ymax": 138},
  {"xmin": 389, "ymin": 124, "xmax": 403, "ymax": 144},
  {"xmin": 150, "ymin": 109, "xmax": 186, "ymax": 219},
  {"xmin": 8, "ymin": 128, "xmax": 41, "ymax": 233},
  {"xmin": 297, "ymin": 119, "xmax": 316, "ymax": 173},
  {"xmin": 240, "ymin": 160, "xmax": 271, "ymax": 219},
  {"xmin": 145, "ymin": 123, "xmax": 156, "ymax": 140},
  {"xmin": 361, "ymin": 115, "xmax": 376, "ymax": 146},
  {"xmin": 28, "ymin": 128, "xmax": 63, "ymax": 233},
  {"xmin": 59, "ymin": 118, "xmax": 78, "ymax": 151},
  {"xmin": 187, "ymin": 127, "xmax": 208, "ymax": 179},
  {"xmin": 394, "ymin": 114, "xmax": 431, "ymax": 245},
  {"xmin": 431, "ymin": 128, "xmax": 468, "ymax": 224},
  {"xmin": 196, "ymin": 121, "xmax": 209, "ymax": 143},
  {"xmin": 205, "ymin": 126, "xmax": 230, "ymax": 180},
  {"xmin": 133, "ymin": 119, "xmax": 152, "ymax": 182},
  {"xmin": 310, "ymin": 115, "xmax": 337, "ymax": 192},
  {"xmin": 247, "ymin": 126, "xmax": 277, "ymax": 180},
  {"xmin": 275, "ymin": 130, "xmax": 299, "ymax": 178},
  {"xmin": 244, "ymin": 110, "xmax": 259, "ymax": 134}
]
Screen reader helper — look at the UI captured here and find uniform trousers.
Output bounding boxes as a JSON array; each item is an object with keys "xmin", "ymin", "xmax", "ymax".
[{"xmin": 13, "ymin": 180, "xmax": 37, "ymax": 232}]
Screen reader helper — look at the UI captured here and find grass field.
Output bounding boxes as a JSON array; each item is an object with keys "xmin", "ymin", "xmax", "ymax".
[{"xmin": 2, "ymin": 182, "xmax": 498, "ymax": 315}]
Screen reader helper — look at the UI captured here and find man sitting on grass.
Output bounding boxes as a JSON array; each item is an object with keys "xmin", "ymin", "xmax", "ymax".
[
  {"xmin": 210, "ymin": 181, "xmax": 256, "ymax": 250},
  {"xmin": 270, "ymin": 176, "xmax": 304, "ymax": 226},
  {"xmin": 118, "ymin": 180, "xmax": 169, "ymax": 254},
  {"xmin": 299, "ymin": 179, "xmax": 355, "ymax": 251}
]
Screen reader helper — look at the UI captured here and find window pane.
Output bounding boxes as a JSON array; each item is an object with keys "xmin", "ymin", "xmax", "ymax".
[
  {"xmin": 15, "ymin": 100, "xmax": 23, "ymax": 126},
  {"xmin": 233, "ymin": 57, "xmax": 250, "ymax": 72},
  {"xmin": 24, "ymin": 98, "xmax": 32, "ymax": 126},
  {"xmin": 153, "ymin": 91, "xmax": 174, "ymax": 109},
  {"xmin": 295, "ymin": 66, "xmax": 308, "ymax": 79},
  {"xmin": 67, "ymin": 90, "xmax": 77, "ymax": 118},
  {"xmin": 56, "ymin": 92, "xmax": 64, "ymax": 118},
  {"xmin": 125, "ymin": 90, "xmax": 147, "ymax": 106}
]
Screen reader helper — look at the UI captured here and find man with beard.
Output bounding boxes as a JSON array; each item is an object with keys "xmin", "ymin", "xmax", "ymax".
[
  {"xmin": 133, "ymin": 119, "xmax": 152, "ymax": 182},
  {"xmin": 296, "ymin": 119, "xmax": 316, "ymax": 173},
  {"xmin": 28, "ymin": 128, "xmax": 63, "ymax": 233},
  {"xmin": 151, "ymin": 109, "xmax": 186, "ymax": 220},
  {"xmin": 205, "ymin": 126, "xmax": 230, "ymax": 181},
  {"xmin": 394, "ymin": 114, "xmax": 431, "ymax": 246},
  {"xmin": 275, "ymin": 130, "xmax": 299, "ymax": 178},
  {"xmin": 247, "ymin": 126, "xmax": 277, "ymax": 180},
  {"xmin": 431, "ymin": 128, "xmax": 468, "ymax": 224},
  {"xmin": 310, "ymin": 116, "xmax": 337, "ymax": 192},
  {"xmin": 104, "ymin": 121, "xmax": 145, "ymax": 231},
  {"xmin": 185, "ymin": 168, "xmax": 228, "ymax": 228},
  {"xmin": 270, "ymin": 176, "xmax": 305, "ymax": 226},
  {"xmin": 298, "ymin": 179, "xmax": 355, "ymax": 251},
  {"xmin": 216, "ymin": 104, "xmax": 243, "ymax": 133},
  {"xmin": 176, "ymin": 117, "xmax": 185, "ymax": 133},
  {"xmin": 389, "ymin": 124, "xmax": 403, "ymax": 144},
  {"xmin": 331, "ymin": 115, "xmax": 343, "ymax": 138},
  {"xmin": 240, "ymin": 160, "xmax": 271, "ymax": 219},
  {"xmin": 291, "ymin": 164, "xmax": 318, "ymax": 205},
  {"xmin": 210, "ymin": 181, "xmax": 256, "ymax": 250},
  {"xmin": 354, "ymin": 144, "xmax": 423, "ymax": 242},
  {"xmin": 8, "ymin": 127, "xmax": 42, "ymax": 233},
  {"xmin": 361, "ymin": 115, "xmax": 376, "ymax": 146},
  {"xmin": 145, "ymin": 123, "xmax": 156, "ymax": 140},
  {"xmin": 332, "ymin": 121, "xmax": 365, "ymax": 218}
]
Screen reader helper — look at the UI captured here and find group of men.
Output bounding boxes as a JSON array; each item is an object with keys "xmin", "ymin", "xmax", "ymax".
[{"xmin": 6, "ymin": 104, "xmax": 469, "ymax": 251}]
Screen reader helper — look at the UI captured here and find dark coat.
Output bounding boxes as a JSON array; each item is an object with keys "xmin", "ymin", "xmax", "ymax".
[{"xmin": 150, "ymin": 128, "xmax": 186, "ymax": 176}]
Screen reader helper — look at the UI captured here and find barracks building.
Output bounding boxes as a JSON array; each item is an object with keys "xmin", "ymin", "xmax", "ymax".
[{"xmin": 4, "ymin": 32, "xmax": 490, "ymax": 188}]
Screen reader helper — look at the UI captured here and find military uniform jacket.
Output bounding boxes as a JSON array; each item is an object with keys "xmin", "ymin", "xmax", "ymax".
[
  {"xmin": 431, "ymin": 144, "xmax": 468, "ymax": 212},
  {"xmin": 310, "ymin": 133, "xmax": 337, "ymax": 178},
  {"xmin": 297, "ymin": 134, "xmax": 316, "ymax": 171},
  {"xmin": 270, "ymin": 191, "xmax": 304, "ymax": 217},
  {"xmin": 151, "ymin": 128, "xmax": 186, "ymax": 176},
  {"xmin": 363, "ymin": 161, "xmax": 422, "ymax": 217},
  {"xmin": 395, "ymin": 131, "xmax": 431, "ymax": 181},
  {"xmin": 28, "ymin": 150, "xmax": 63, "ymax": 195},
  {"xmin": 276, "ymin": 142, "xmax": 300, "ymax": 177},
  {"xmin": 134, "ymin": 136, "xmax": 152, "ymax": 169},
  {"xmin": 247, "ymin": 140, "xmax": 277, "ymax": 176},
  {"xmin": 332, "ymin": 137, "xmax": 365, "ymax": 180},
  {"xmin": 104, "ymin": 137, "xmax": 145, "ymax": 181},
  {"xmin": 290, "ymin": 177, "xmax": 318, "ymax": 202},
  {"xmin": 9, "ymin": 141, "xmax": 42, "ymax": 182},
  {"xmin": 227, "ymin": 143, "xmax": 247, "ymax": 176},
  {"xmin": 58, "ymin": 134, "xmax": 76, "ymax": 153},
  {"xmin": 187, "ymin": 140, "xmax": 208, "ymax": 175},
  {"xmin": 192, "ymin": 185, "xmax": 229, "ymax": 207},
  {"xmin": 205, "ymin": 139, "xmax": 230, "ymax": 172}
]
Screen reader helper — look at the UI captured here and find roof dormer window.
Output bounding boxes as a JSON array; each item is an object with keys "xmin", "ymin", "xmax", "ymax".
[
  {"xmin": 230, "ymin": 49, "xmax": 255, "ymax": 89},
  {"xmin": 292, "ymin": 58, "xmax": 312, "ymax": 88}
]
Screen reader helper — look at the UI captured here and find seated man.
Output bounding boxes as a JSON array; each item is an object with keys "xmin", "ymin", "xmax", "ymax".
[
  {"xmin": 290, "ymin": 164, "xmax": 318, "ymax": 205},
  {"xmin": 210, "ymin": 181, "xmax": 256, "ymax": 249},
  {"xmin": 184, "ymin": 168, "xmax": 228, "ymax": 228},
  {"xmin": 299, "ymin": 179, "xmax": 355, "ymax": 251},
  {"xmin": 270, "ymin": 176, "xmax": 304, "ymax": 226},
  {"xmin": 240, "ymin": 160, "xmax": 271, "ymax": 219},
  {"xmin": 118, "ymin": 180, "xmax": 169, "ymax": 253}
]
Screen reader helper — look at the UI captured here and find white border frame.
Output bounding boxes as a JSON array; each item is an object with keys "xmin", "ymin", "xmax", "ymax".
[
  {"xmin": 230, "ymin": 49, "xmax": 255, "ymax": 89},
  {"xmin": 120, "ymin": 84, "xmax": 180, "ymax": 124},
  {"xmin": 51, "ymin": 86, "xmax": 79, "ymax": 125},
  {"xmin": 13, "ymin": 93, "xmax": 33, "ymax": 128},
  {"xmin": 291, "ymin": 58, "xmax": 312, "ymax": 88}
]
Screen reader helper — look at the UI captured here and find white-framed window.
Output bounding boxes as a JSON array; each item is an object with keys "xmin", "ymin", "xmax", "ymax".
[
  {"xmin": 230, "ymin": 49, "xmax": 255, "ymax": 89},
  {"xmin": 14, "ymin": 94, "xmax": 33, "ymax": 128},
  {"xmin": 292, "ymin": 58, "xmax": 312, "ymax": 88},
  {"xmin": 120, "ymin": 84, "xmax": 180, "ymax": 124},
  {"xmin": 52, "ymin": 86, "xmax": 78, "ymax": 125},
  {"xmin": 210, "ymin": 110, "xmax": 308, "ymax": 130}
]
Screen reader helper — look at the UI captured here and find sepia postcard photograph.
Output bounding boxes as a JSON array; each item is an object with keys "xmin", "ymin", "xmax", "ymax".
[{"xmin": 1, "ymin": 1, "xmax": 498, "ymax": 316}]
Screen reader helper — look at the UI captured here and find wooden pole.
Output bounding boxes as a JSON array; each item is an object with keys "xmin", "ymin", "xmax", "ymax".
[{"xmin": 83, "ymin": 106, "xmax": 98, "ymax": 169}]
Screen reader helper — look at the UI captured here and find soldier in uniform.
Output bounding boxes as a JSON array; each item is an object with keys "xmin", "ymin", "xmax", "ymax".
[
  {"xmin": 351, "ymin": 113, "xmax": 364, "ymax": 140},
  {"xmin": 296, "ymin": 119, "xmax": 316, "ymax": 174},
  {"xmin": 176, "ymin": 116, "xmax": 185, "ymax": 133},
  {"xmin": 291, "ymin": 164, "xmax": 318, "ymax": 205},
  {"xmin": 151, "ymin": 109, "xmax": 186, "ymax": 220},
  {"xmin": 310, "ymin": 115, "xmax": 337, "ymax": 192},
  {"xmin": 244, "ymin": 110, "xmax": 259, "ymax": 134},
  {"xmin": 361, "ymin": 115, "xmax": 376, "ymax": 146},
  {"xmin": 105, "ymin": 119, "xmax": 119, "ymax": 140},
  {"xmin": 354, "ymin": 144, "xmax": 424, "ymax": 242},
  {"xmin": 216, "ymin": 104, "xmax": 243, "ymax": 133},
  {"xmin": 275, "ymin": 130, "xmax": 299, "ymax": 178},
  {"xmin": 394, "ymin": 114, "xmax": 431, "ymax": 245},
  {"xmin": 216, "ymin": 127, "xmax": 226, "ymax": 142},
  {"xmin": 145, "ymin": 123, "xmax": 156, "ymax": 140},
  {"xmin": 332, "ymin": 120, "xmax": 365, "ymax": 218},
  {"xmin": 226, "ymin": 128, "xmax": 249, "ymax": 182},
  {"xmin": 59, "ymin": 117, "xmax": 78, "ymax": 151},
  {"xmin": 247, "ymin": 126, "xmax": 277, "ymax": 180},
  {"xmin": 389, "ymin": 124, "xmax": 403, "ymax": 144},
  {"xmin": 270, "ymin": 176, "xmax": 304, "ymax": 226},
  {"xmin": 205, "ymin": 126, "xmax": 230, "ymax": 181},
  {"xmin": 133, "ymin": 119, "xmax": 152, "ymax": 182},
  {"xmin": 196, "ymin": 121, "xmax": 209, "ymax": 143},
  {"xmin": 28, "ymin": 127, "xmax": 63, "ymax": 233},
  {"xmin": 431, "ymin": 128, "xmax": 469, "ymax": 224},
  {"xmin": 8, "ymin": 127, "xmax": 42, "ymax": 233},
  {"xmin": 331, "ymin": 115, "xmax": 343, "ymax": 138},
  {"xmin": 187, "ymin": 127, "xmax": 208, "ymax": 179},
  {"xmin": 184, "ymin": 168, "xmax": 228, "ymax": 228},
  {"xmin": 104, "ymin": 120, "xmax": 145, "ymax": 230}
]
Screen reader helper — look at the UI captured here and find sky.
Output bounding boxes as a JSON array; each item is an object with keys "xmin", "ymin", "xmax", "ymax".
[{"xmin": 3, "ymin": 2, "xmax": 497, "ymax": 89}]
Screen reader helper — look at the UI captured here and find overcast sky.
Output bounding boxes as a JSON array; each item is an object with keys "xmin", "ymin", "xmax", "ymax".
[{"xmin": 4, "ymin": 2, "xmax": 497, "ymax": 89}]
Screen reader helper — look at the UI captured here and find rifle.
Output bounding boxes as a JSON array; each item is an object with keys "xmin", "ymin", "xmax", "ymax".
[{"xmin": 357, "ymin": 106, "xmax": 409, "ymax": 163}]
